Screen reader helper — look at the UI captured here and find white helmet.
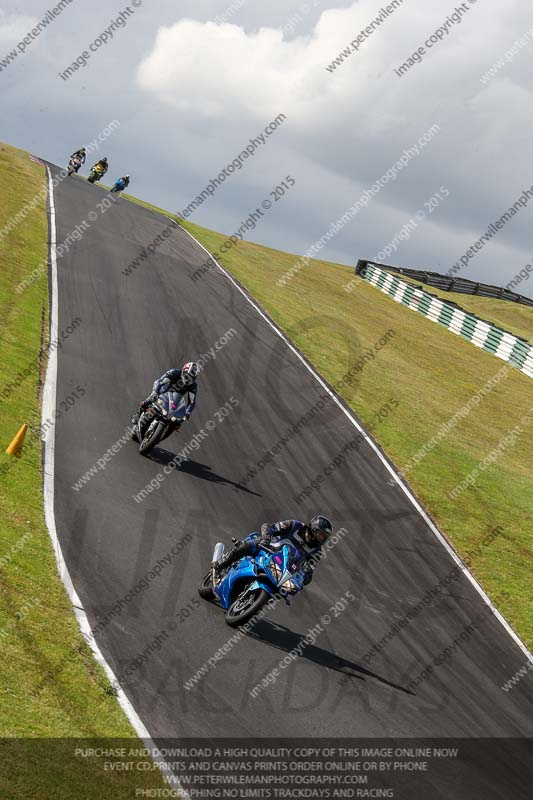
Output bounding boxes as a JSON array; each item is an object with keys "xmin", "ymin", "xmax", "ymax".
[{"xmin": 182, "ymin": 361, "xmax": 199, "ymax": 382}]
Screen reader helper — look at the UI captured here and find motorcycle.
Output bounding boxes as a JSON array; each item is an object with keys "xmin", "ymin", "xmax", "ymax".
[
  {"xmin": 88, "ymin": 164, "xmax": 106, "ymax": 184},
  {"xmin": 110, "ymin": 178, "xmax": 128, "ymax": 196},
  {"xmin": 67, "ymin": 156, "xmax": 82, "ymax": 176},
  {"xmin": 199, "ymin": 534, "xmax": 305, "ymax": 627},
  {"xmin": 132, "ymin": 389, "xmax": 190, "ymax": 455}
]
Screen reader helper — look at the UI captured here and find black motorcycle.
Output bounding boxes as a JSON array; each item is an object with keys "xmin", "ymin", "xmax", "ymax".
[{"xmin": 132, "ymin": 390, "xmax": 189, "ymax": 455}]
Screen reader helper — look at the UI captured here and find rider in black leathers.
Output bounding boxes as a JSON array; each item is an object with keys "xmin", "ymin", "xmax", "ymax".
[
  {"xmin": 70, "ymin": 147, "xmax": 86, "ymax": 164},
  {"xmin": 132, "ymin": 362, "xmax": 199, "ymax": 426},
  {"xmin": 214, "ymin": 516, "xmax": 333, "ymax": 584}
]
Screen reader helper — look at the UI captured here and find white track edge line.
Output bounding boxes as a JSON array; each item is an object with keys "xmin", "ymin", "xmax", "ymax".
[
  {"xmin": 42, "ymin": 167, "xmax": 181, "ymax": 790},
  {"xmin": 175, "ymin": 221, "xmax": 533, "ymax": 666}
]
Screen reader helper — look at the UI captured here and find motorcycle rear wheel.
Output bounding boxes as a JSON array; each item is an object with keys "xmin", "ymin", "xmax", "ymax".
[{"xmin": 225, "ymin": 587, "xmax": 269, "ymax": 627}]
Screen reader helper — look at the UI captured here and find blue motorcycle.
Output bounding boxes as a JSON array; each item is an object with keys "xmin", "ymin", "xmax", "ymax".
[
  {"xmin": 133, "ymin": 389, "xmax": 190, "ymax": 455},
  {"xmin": 199, "ymin": 534, "xmax": 305, "ymax": 627},
  {"xmin": 110, "ymin": 177, "xmax": 128, "ymax": 196}
]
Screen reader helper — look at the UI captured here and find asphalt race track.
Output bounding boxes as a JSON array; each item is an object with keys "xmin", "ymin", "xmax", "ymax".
[{"xmin": 47, "ymin": 165, "xmax": 532, "ymax": 762}]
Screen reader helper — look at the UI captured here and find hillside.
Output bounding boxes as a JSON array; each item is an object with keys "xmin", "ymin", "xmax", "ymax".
[{"xmin": 1, "ymin": 138, "xmax": 531, "ymax": 764}]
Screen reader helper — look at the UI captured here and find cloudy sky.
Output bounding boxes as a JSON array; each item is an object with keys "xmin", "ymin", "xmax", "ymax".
[{"xmin": 2, "ymin": 0, "xmax": 533, "ymax": 298}]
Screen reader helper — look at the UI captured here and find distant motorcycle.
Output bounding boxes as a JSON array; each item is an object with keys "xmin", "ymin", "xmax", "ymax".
[
  {"xmin": 132, "ymin": 389, "xmax": 189, "ymax": 455},
  {"xmin": 67, "ymin": 156, "xmax": 82, "ymax": 176},
  {"xmin": 199, "ymin": 535, "xmax": 305, "ymax": 627},
  {"xmin": 110, "ymin": 177, "xmax": 127, "ymax": 196},
  {"xmin": 88, "ymin": 164, "xmax": 106, "ymax": 184}
]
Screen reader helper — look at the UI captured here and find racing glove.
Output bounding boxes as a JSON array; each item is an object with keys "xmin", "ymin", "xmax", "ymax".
[{"xmin": 140, "ymin": 392, "xmax": 157, "ymax": 411}]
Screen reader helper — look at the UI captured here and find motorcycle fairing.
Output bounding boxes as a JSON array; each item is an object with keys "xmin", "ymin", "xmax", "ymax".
[{"xmin": 214, "ymin": 543, "xmax": 303, "ymax": 609}]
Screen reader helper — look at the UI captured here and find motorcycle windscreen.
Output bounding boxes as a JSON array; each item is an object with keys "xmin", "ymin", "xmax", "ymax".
[
  {"xmin": 159, "ymin": 389, "xmax": 189, "ymax": 421},
  {"xmin": 264, "ymin": 546, "xmax": 290, "ymax": 586},
  {"xmin": 264, "ymin": 546, "xmax": 305, "ymax": 593}
]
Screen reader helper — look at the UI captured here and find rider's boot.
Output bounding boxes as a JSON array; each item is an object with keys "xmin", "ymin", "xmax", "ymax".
[{"xmin": 213, "ymin": 540, "xmax": 252, "ymax": 579}]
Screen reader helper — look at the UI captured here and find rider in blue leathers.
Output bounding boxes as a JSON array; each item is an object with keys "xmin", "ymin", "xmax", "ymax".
[
  {"xmin": 214, "ymin": 516, "xmax": 333, "ymax": 584},
  {"xmin": 113, "ymin": 175, "xmax": 130, "ymax": 191},
  {"xmin": 132, "ymin": 361, "xmax": 199, "ymax": 426}
]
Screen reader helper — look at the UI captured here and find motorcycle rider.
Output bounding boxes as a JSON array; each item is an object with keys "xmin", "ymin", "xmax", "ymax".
[
  {"xmin": 213, "ymin": 516, "xmax": 333, "ymax": 585},
  {"xmin": 92, "ymin": 156, "xmax": 108, "ymax": 175},
  {"xmin": 70, "ymin": 146, "xmax": 86, "ymax": 165},
  {"xmin": 132, "ymin": 361, "xmax": 199, "ymax": 427},
  {"xmin": 113, "ymin": 175, "xmax": 130, "ymax": 192}
]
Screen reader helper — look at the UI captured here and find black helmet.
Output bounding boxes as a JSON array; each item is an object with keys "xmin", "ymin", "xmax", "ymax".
[
  {"xmin": 102, "ymin": 156, "xmax": 108, "ymax": 164},
  {"xmin": 182, "ymin": 361, "xmax": 199, "ymax": 382},
  {"xmin": 80, "ymin": 147, "xmax": 86, "ymax": 153},
  {"xmin": 307, "ymin": 515, "xmax": 333, "ymax": 546}
]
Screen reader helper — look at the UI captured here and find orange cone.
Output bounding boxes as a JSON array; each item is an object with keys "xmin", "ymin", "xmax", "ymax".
[{"xmin": 6, "ymin": 424, "xmax": 28, "ymax": 458}]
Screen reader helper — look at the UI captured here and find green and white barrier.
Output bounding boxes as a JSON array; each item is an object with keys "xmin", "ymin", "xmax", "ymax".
[{"xmin": 361, "ymin": 263, "xmax": 533, "ymax": 379}]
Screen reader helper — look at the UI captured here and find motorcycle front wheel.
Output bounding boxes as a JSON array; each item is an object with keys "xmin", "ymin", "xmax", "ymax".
[
  {"xmin": 198, "ymin": 572, "xmax": 215, "ymax": 601},
  {"xmin": 139, "ymin": 420, "xmax": 167, "ymax": 455},
  {"xmin": 225, "ymin": 587, "xmax": 269, "ymax": 628}
]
